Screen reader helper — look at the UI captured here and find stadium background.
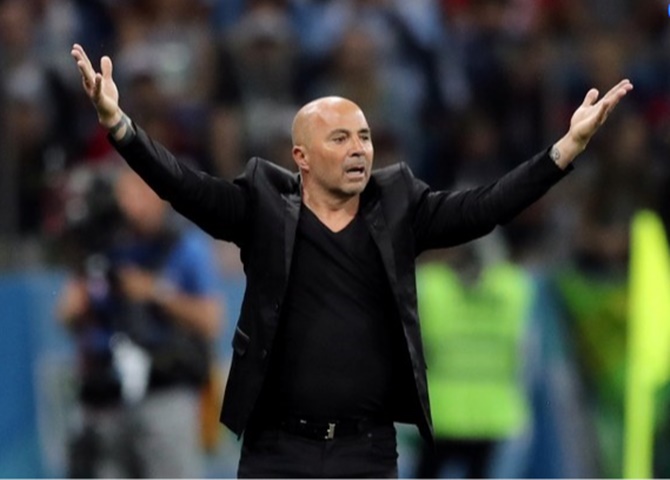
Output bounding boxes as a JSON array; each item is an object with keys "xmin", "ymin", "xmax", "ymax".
[{"xmin": 1, "ymin": 0, "xmax": 669, "ymax": 477}]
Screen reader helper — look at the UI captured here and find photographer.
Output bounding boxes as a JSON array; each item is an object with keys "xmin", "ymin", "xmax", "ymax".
[{"xmin": 57, "ymin": 165, "xmax": 223, "ymax": 478}]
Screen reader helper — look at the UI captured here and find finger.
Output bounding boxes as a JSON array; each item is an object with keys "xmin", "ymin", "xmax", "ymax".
[
  {"xmin": 75, "ymin": 65, "xmax": 96, "ymax": 97},
  {"xmin": 72, "ymin": 44, "xmax": 98, "ymax": 84},
  {"xmin": 70, "ymin": 43, "xmax": 84, "ymax": 59},
  {"xmin": 595, "ymin": 101, "xmax": 609, "ymax": 125},
  {"xmin": 601, "ymin": 92, "xmax": 625, "ymax": 119},
  {"xmin": 600, "ymin": 84, "xmax": 633, "ymax": 118},
  {"xmin": 70, "ymin": 46, "xmax": 82, "ymax": 62},
  {"xmin": 77, "ymin": 45, "xmax": 94, "ymax": 71},
  {"xmin": 598, "ymin": 93, "xmax": 625, "ymax": 125},
  {"xmin": 72, "ymin": 44, "xmax": 93, "ymax": 72},
  {"xmin": 81, "ymin": 77, "xmax": 91, "ymax": 96},
  {"xmin": 76, "ymin": 60, "xmax": 95, "ymax": 83},
  {"xmin": 101, "ymin": 56, "xmax": 113, "ymax": 80},
  {"xmin": 79, "ymin": 65, "xmax": 98, "ymax": 96},
  {"xmin": 600, "ymin": 79, "xmax": 633, "ymax": 104},
  {"xmin": 581, "ymin": 88, "xmax": 599, "ymax": 107},
  {"xmin": 93, "ymin": 73, "xmax": 103, "ymax": 101},
  {"xmin": 72, "ymin": 51, "xmax": 96, "ymax": 87}
]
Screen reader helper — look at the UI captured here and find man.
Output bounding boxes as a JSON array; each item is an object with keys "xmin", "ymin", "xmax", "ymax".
[
  {"xmin": 71, "ymin": 42, "xmax": 632, "ymax": 478},
  {"xmin": 57, "ymin": 165, "xmax": 222, "ymax": 477}
]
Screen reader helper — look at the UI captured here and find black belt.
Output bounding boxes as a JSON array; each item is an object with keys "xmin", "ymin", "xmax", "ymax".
[{"xmin": 276, "ymin": 417, "xmax": 388, "ymax": 441}]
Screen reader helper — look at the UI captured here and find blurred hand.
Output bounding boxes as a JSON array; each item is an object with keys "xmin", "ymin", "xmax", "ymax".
[
  {"xmin": 70, "ymin": 43, "xmax": 121, "ymax": 128},
  {"xmin": 117, "ymin": 266, "xmax": 157, "ymax": 303},
  {"xmin": 57, "ymin": 278, "xmax": 89, "ymax": 326}
]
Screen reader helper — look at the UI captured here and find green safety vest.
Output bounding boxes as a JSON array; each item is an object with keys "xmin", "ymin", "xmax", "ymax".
[{"xmin": 417, "ymin": 261, "xmax": 533, "ymax": 439}]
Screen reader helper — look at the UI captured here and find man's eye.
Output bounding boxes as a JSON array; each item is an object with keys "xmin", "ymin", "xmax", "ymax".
[{"xmin": 333, "ymin": 136, "xmax": 345, "ymax": 143}]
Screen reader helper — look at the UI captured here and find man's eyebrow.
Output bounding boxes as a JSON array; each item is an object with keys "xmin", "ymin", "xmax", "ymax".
[
  {"xmin": 328, "ymin": 128, "xmax": 350, "ymax": 136},
  {"xmin": 328, "ymin": 128, "xmax": 371, "ymax": 136}
]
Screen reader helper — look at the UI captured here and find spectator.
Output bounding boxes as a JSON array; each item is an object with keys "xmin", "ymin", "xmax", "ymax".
[
  {"xmin": 57, "ymin": 165, "xmax": 223, "ymax": 477},
  {"xmin": 414, "ymin": 237, "xmax": 536, "ymax": 478}
]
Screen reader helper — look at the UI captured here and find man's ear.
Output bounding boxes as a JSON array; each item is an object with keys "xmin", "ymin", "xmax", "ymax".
[{"xmin": 292, "ymin": 146, "xmax": 309, "ymax": 171}]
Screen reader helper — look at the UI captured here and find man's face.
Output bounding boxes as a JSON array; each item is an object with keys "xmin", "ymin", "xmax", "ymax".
[
  {"xmin": 115, "ymin": 169, "xmax": 166, "ymax": 235},
  {"xmin": 294, "ymin": 99, "xmax": 374, "ymax": 198}
]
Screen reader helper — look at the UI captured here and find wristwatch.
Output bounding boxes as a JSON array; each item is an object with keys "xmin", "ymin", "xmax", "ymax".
[{"xmin": 549, "ymin": 145, "xmax": 561, "ymax": 164}]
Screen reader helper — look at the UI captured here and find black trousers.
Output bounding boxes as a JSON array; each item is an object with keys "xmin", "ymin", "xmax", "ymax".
[{"xmin": 237, "ymin": 423, "xmax": 398, "ymax": 478}]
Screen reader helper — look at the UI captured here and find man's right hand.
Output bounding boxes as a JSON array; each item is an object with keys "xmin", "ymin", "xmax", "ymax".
[{"xmin": 71, "ymin": 43, "xmax": 122, "ymax": 128}]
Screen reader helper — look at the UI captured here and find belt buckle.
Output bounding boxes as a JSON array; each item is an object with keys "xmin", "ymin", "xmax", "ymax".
[{"xmin": 325, "ymin": 422, "xmax": 336, "ymax": 440}]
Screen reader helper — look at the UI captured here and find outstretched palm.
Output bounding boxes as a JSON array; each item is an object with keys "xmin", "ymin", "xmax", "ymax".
[
  {"xmin": 569, "ymin": 79, "xmax": 633, "ymax": 147},
  {"xmin": 71, "ymin": 43, "xmax": 120, "ymax": 126}
]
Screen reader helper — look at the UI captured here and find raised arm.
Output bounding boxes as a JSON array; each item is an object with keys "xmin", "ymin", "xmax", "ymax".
[
  {"xmin": 70, "ymin": 44, "xmax": 249, "ymax": 244},
  {"xmin": 413, "ymin": 79, "xmax": 633, "ymax": 252}
]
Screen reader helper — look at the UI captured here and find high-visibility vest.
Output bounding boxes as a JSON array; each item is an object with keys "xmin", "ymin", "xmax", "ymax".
[{"xmin": 417, "ymin": 261, "xmax": 533, "ymax": 439}]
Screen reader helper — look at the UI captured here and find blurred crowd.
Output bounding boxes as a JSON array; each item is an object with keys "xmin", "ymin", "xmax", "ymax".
[
  {"xmin": 0, "ymin": 0, "xmax": 668, "ymax": 267},
  {"xmin": 2, "ymin": 0, "xmax": 670, "ymax": 477}
]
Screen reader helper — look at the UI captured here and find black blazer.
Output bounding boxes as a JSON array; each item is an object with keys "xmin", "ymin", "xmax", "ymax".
[{"xmin": 113, "ymin": 125, "xmax": 570, "ymax": 441}]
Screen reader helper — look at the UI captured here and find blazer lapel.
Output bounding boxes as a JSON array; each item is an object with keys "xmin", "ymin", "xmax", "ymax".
[
  {"xmin": 361, "ymin": 190, "xmax": 399, "ymax": 293},
  {"xmin": 282, "ymin": 191, "xmax": 301, "ymax": 280}
]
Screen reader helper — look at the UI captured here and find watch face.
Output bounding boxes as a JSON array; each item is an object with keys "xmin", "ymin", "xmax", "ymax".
[{"xmin": 550, "ymin": 146, "xmax": 560, "ymax": 162}]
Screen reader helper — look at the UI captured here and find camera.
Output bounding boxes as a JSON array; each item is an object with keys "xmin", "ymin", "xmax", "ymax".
[{"xmin": 64, "ymin": 172, "xmax": 125, "ymax": 258}]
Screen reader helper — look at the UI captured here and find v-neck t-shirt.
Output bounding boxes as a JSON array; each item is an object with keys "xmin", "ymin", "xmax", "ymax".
[{"xmin": 257, "ymin": 205, "xmax": 407, "ymax": 421}]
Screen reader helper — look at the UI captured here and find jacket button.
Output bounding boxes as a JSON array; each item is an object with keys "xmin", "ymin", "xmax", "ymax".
[
  {"xmin": 274, "ymin": 301, "xmax": 281, "ymax": 312},
  {"xmin": 261, "ymin": 349, "xmax": 268, "ymax": 359}
]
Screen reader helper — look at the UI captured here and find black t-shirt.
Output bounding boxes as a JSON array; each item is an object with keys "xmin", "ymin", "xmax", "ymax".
[{"xmin": 256, "ymin": 205, "xmax": 408, "ymax": 421}]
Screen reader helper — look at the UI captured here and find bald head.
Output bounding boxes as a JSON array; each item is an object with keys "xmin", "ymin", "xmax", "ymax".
[
  {"xmin": 290, "ymin": 96, "xmax": 373, "ymax": 203},
  {"xmin": 291, "ymin": 96, "xmax": 365, "ymax": 148}
]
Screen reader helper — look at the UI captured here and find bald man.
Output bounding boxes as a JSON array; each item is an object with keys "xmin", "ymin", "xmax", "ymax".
[{"xmin": 72, "ymin": 43, "xmax": 632, "ymax": 478}]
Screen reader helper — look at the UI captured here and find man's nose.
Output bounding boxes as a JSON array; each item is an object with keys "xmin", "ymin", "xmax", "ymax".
[{"xmin": 349, "ymin": 137, "xmax": 365, "ymax": 156}]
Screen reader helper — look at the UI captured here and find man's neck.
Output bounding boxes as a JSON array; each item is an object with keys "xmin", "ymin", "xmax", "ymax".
[{"xmin": 301, "ymin": 188, "xmax": 360, "ymax": 233}]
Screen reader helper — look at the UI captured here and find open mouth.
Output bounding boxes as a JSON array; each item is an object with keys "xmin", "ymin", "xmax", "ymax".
[{"xmin": 345, "ymin": 165, "xmax": 366, "ymax": 177}]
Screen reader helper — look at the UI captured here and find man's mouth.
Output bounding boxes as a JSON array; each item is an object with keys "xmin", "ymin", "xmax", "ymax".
[{"xmin": 344, "ymin": 165, "xmax": 366, "ymax": 178}]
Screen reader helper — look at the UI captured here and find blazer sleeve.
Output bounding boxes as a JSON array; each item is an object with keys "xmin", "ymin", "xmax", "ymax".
[
  {"xmin": 410, "ymin": 147, "xmax": 572, "ymax": 252},
  {"xmin": 109, "ymin": 123, "xmax": 251, "ymax": 246}
]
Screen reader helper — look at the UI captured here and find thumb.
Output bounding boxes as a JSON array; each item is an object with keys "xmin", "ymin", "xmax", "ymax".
[
  {"xmin": 100, "ymin": 56, "xmax": 113, "ymax": 80},
  {"xmin": 581, "ymin": 88, "xmax": 599, "ymax": 107}
]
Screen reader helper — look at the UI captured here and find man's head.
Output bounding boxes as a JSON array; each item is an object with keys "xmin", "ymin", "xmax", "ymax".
[
  {"xmin": 114, "ymin": 167, "xmax": 167, "ymax": 236},
  {"xmin": 291, "ymin": 96, "xmax": 374, "ymax": 201}
]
